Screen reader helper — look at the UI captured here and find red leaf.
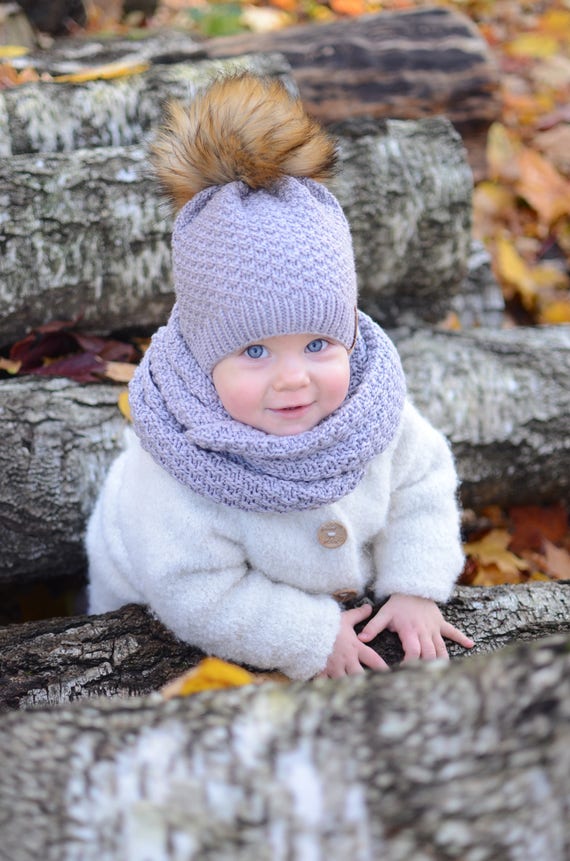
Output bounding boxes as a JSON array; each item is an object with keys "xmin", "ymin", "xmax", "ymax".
[{"xmin": 27, "ymin": 352, "xmax": 106, "ymax": 383}]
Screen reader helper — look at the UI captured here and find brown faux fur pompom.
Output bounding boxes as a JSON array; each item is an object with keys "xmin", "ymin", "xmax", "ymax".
[{"xmin": 151, "ymin": 74, "xmax": 338, "ymax": 211}]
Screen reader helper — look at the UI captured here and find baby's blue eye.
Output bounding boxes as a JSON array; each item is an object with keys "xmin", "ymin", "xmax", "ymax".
[
  {"xmin": 306, "ymin": 338, "xmax": 326, "ymax": 353},
  {"xmin": 245, "ymin": 344, "xmax": 267, "ymax": 359}
]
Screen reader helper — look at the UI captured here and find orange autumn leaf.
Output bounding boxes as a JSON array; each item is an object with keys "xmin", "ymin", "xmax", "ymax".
[
  {"xmin": 509, "ymin": 502, "xmax": 568, "ymax": 554},
  {"xmin": 516, "ymin": 148, "xmax": 570, "ymax": 225},
  {"xmin": 330, "ymin": 0, "xmax": 366, "ymax": 16}
]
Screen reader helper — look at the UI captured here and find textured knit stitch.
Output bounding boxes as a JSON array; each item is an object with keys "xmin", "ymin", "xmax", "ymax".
[
  {"xmin": 173, "ymin": 176, "xmax": 357, "ymax": 374},
  {"xmin": 129, "ymin": 309, "xmax": 406, "ymax": 513}
]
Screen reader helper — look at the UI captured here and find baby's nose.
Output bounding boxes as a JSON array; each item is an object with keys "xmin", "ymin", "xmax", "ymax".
[{"xmin": 273, "ymin": 357, "xmax": 310, "ymax": 390}]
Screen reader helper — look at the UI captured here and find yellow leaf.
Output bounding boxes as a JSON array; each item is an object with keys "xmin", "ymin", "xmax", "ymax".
[
  {"xmin": 539, "ymin": 298, "xmax": 570, "ymax": 324},
  {"xmin": 0, "ymin": 357, "xmax": 21, "ymax": 374},
  {"xmin": 464, "ymin": 529, "xmax": 528, "ymax": 578},
  {"xmin": 117, "ymin": 389, "xmax": 132, "ymax": 421},
  {"xmin": 0, "ymin": 45, "xmax": 28, "ymax": 58},
  {"xmin": 504, "ymin": 33, "xmax": 559, "ymax": 59},
  {"xmin": 516, "ymin": 147, "xmax": 570, "ymax": 225},
  {"xmin": 103, "ymin": 361, "xmax": 136, "ymax": 383},
  {"xmin": 538, "ymin": 9, "xmax": 570, "ymax": 34},
  {"xmin": 532, "ymin": 265, "xmax": 569, "ymax": 292},
  {"xmin": 486, "ymin": 123, "xmax": 521, "ymax": 183},
  {"xmin": 495, "ymin": 237, "xmax": 536, "ymax": 308},
  {"xmin": 161, "ymin": 657, "xmax": 256, "ymax": 699},
  {"xmin": 53, "ymin": 59, "xmax": 149, "ymax": 84}
]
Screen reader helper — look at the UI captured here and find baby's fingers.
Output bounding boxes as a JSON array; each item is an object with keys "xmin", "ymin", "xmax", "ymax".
[
  {"xmin": 359, "ymin": 643, "xmax": 389, "ymax": 672},
  {"xmin": 357, "ymin": 609, "xmax": 388, "ymax": 642},
  {"xmin": 441, "ymin": 622, "xmax": 474, "ymax": 649}
]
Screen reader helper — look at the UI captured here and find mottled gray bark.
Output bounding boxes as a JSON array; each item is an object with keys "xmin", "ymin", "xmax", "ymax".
[
  {"xmin": 1, "ymin": 584, "xmax": 569, "ymax": 711},
  {"xmin": 1, "ymin": 325, "xmax": 568, "ymax": 586},
  {"xmin": 0, "ymin": 116, "xmax": 471, "ymax": 347},
  {"xmin": 4, "ymin": 8, "xmax": 499, "ymax": 175},
  {"xmin": 397, "ymin": 325, "xmax": 570, "ymax": 509},
  {"xmin": 0, "ymin": 377, "xmax": 125, "ymax": 584},
  {"xmin": 0, "ymin": 632, "xmax": 569, "ymax": 861},
  {"xmin": 0, "ymin": 53, "xmax": 290, "ymax": 156}
]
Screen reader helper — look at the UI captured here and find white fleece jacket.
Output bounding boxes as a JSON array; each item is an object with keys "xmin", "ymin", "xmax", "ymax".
[{"xmin": 87, "ymin": 400, "xmax": 464, "ymax": 680}]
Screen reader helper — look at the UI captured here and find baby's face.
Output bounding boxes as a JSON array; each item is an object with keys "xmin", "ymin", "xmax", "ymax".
[{"xmin": 212, "ymin": 332, "xmax": 350, "ymax": 436}]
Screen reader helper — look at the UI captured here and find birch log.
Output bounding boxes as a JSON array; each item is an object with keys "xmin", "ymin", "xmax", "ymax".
[
  {"xmin": 0, "ymin": 53, "xmax": 289, "ymax": 157},
  {"xmin": 1, "ymin": 584, "xmax": 569, "ymax": 711},
  {"xmin": 0, "ymin": 116, "xmax": 472, "ymax": 348},
  {"xmin": 0, "ymin": 633, "xmax": 569, "ymax": 861},
  {"xmin": 1, "ymin": 325, "xmax": 568, "ymax": 587},
  {"xmin": 3, "ymin": 8, "xmax": 499, "ymax": 173}
]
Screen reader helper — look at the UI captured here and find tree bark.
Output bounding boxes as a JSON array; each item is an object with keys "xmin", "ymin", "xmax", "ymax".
[
  {"xmin": 0, "ymin": 116, "xmax": 472, "ymax": 348},
  {"xmin": 206, "ymin": 6, "xmax": 500, "ymax": 176},
  {"xmin": 1, "ymin": 583, "xmax": 569, "ymax": 711},
  {"xmin": 396, "ymin": 325, "xmax": 570, "ymax": 509},
  {"xmin": 4, "ymin": 8, "xmax": 499, "ymax": 175},
  {"xmin": 0, "ymin": 630, "xmax": 569, "ymax": 860},
  {"xmin": 1, "ymin": 325, "xmax": 568, "ymax": 587},
  {"xmin": 0, "ymin": 377, "xmax": 125, "ymax": 585},
  {"xmin": 0, "ymin": 53, "xmax": 289, "ymax": 157}
]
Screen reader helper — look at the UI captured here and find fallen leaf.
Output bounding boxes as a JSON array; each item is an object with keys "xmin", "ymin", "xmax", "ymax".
[
  {"xmin": 534, "ymin": 125, "xmax": 570, "ymax": 176},
  {"xmin": 539, "ymin": 298, "xmax": 570, "ymax": 323},
  {"xmin": 330, "ymin": 0, "xmax": 367, "ymax": 16},
  {"xmin": 161, "ymin": 657, "xmax": 257, "ymax": 699},
  {"xmin": 118, "ymin": 390, "xmax": 132, "ymax": 421},
  {"xmin": 52, "ymin": 58, "xmax": 149, "ymax": 84},
  {"xmin": 0, "ymin": 45, "xmax": 28, "ymax": 58},
  {"xmin": 509, "ymin": 503, "xmax": 568, "ymax": 554},
  {"xmin": 470, "ymin": 563, "xmax": 523, "ymax": 586},
  {"xmin": 516, "ymin": 147, "xmax": 570, "ymax": 225},
  {"xmin": 504, "ymin": 33, "xmax": 559, "ymax": 59},
  {"xmin": 103, "ymin": 361, "xmax": 136, "ymax": 383},
  {"xmin": 464, "ymin": 529, "xmax": 529, "ymax": 579},
  {"xmin": 523, "ymin": 541, "xmax": 570, "ymax": 581},
  {"xmin": 486, "ymin": 123, "xmax": 522, "ymax": 183},
  {"xmin": 495, "ymin": 236, "xmax": 537, "ymax": 308},
  {"xmin": 0, "ymin": 357, "xmax": 21, "ymax": 374}
]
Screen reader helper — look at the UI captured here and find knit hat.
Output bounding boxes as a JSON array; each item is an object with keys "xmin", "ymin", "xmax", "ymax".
[{"xmin": 152, "ymin": 74, "xmax": 358, "ymax": 374}]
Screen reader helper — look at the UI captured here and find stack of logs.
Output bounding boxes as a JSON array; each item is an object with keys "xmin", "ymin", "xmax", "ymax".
[{"xmin": 1, "ymin": 9, "xmax": 570, "ymax": 859}]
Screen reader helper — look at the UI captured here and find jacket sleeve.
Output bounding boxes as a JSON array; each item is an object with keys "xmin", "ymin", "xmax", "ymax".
[
  {"xmin": 372, "ymin": 400, "xmax": 465, "ymax": 603},
  {"xmin": 87, "ymin": 435, "xmax": 341, "ymax": 681}
]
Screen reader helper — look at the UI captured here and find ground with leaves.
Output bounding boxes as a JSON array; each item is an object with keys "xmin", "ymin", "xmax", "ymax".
[{"xmin": 1, "ymin": 0, "xmax": 569, "ymax": 602}]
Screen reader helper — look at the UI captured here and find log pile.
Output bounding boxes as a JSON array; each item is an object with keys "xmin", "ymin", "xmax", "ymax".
[
  {"xmin": 1, "ymin": 583, "xmax": 568, "ymax": 710},
  {"xmin": 1, "ymin": 15, "xmax": 570, "ymax": 858},
  {"xmin": 1, "ymin": 325, "xmax": 569, "ymax": 587},
  {"xmin": 1, "ymin": 630, "xmax": 569, "ymax": 860}
]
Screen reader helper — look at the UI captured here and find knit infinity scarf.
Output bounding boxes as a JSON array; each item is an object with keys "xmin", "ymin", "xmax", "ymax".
[{"xmin": 129, "ymin": 308, "xmax": 406, "ymax": 513}]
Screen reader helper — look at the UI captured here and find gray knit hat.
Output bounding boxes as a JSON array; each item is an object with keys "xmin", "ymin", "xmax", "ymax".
[{"xmin": 152, "ymin": 74, "xmax": 358, "ymax": 374}]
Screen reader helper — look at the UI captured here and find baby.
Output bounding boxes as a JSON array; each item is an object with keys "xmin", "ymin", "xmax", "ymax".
[{"xmin": 87, "ymin": 74, "xmax": 473, "ymax": 680}]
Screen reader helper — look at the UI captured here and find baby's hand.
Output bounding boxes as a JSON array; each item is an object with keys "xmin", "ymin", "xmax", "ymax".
[
  {"xmin": 319, "ymin": 605, "xmax": 389, "ymax": 678},
  {"xmin": 357, "ymin": 593, "xmax": 474, "ymax": 662}
]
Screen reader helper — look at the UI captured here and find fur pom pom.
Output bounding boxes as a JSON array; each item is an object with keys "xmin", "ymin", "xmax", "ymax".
[{"xmin": 151, "ymin": 73, "xmax": 338, "ymax": 210}]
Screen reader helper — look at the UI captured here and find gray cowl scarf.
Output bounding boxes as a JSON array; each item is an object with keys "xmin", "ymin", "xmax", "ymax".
[{"xmin": 129, "ymin": 309, "xmax": 406, "ymax": 513}]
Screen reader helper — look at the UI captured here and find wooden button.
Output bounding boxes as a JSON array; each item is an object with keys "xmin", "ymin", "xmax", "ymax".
[
  {"xmin": 317, "ymin": 521, "xmax": 348, "ymax": 549},
  {"xmin": 332, "ymin": 589, "xmax": 358, "ymax": 603}
]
